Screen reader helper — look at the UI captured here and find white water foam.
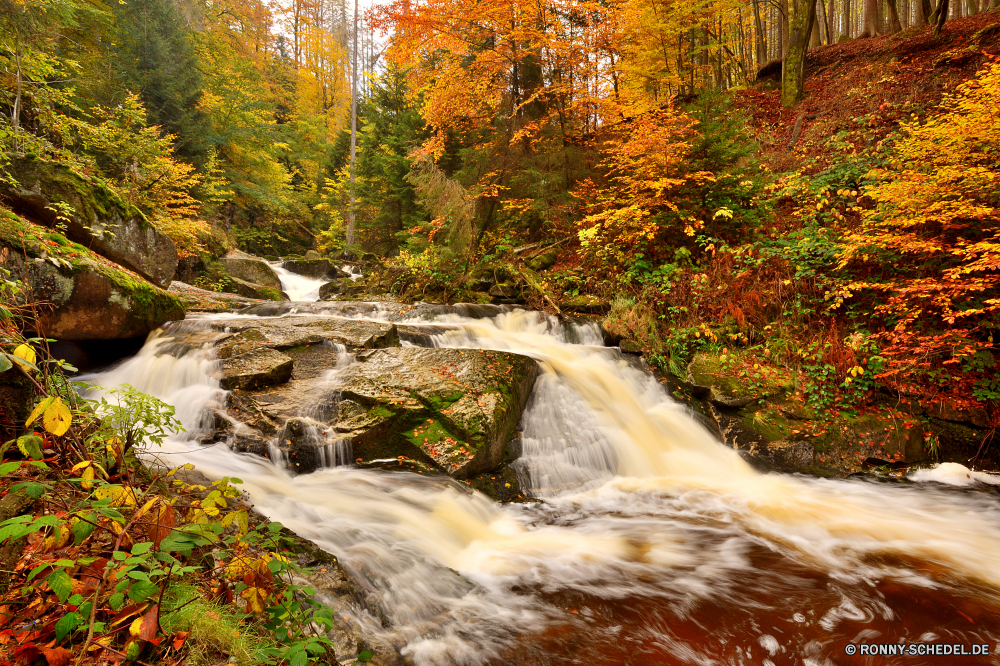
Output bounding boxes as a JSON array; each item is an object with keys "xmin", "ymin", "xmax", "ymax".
[
  {"xmin": 270, "ymin": 262, "xmax": 328, "ymax": 301},
  {"xmin": 82, "ymin": 309, "xmax": 1000, "ymax": 665}
]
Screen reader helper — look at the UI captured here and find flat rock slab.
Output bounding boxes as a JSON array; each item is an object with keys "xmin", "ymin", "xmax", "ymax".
[
  {"xmin": 203, "ymin": 316, "xmax": 398, "ymax": 352},
  {"xmin": 169, "ymin": 281, "xmax": 260, "ymax": 312},
  {"xmin": 220, "ymin": 348, "xmax": 293, "ymax": 390},
  {"xmin": 331, "ymin": 347, "xmax": 538, "ymax": 478}
]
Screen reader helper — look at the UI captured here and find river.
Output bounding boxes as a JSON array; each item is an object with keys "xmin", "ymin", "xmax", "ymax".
[{"xmin": 82, "ymin": 275, "xmax": 1000, "ymax": 665}]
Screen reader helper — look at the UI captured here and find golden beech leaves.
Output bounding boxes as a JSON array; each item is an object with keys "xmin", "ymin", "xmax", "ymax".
[
  {"xmin": 26, "ymin": 396, "xmax": 73, "ymax": 437},
  {"xmin": 838, "ymin": 61, "xmax": 1000, "ymax": 396},
  {"xmin": 573, "ymin": 107, "xmax": 705, "ymax": 269}
]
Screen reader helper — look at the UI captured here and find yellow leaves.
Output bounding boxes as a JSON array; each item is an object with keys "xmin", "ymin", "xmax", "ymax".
[
  {"xmin": 12, "ymin": 344, "xmax": 36, "ymax": 370},
  {"xmin": 95, "ymin": 485, "xmax": 138, "ymax": 507},
  {"xmin": 25, "ymin": 396, "xmax": 73, "ymax": 437},
  {"xmin": 71, "ymin": 460, "xmax": 104, "ymax": 490}
]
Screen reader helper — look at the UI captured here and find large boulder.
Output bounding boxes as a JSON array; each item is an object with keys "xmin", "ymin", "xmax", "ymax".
[
  {"xmin": 219, "ymin": 252, "xmax": 282, "ymax": 289},
  {"xmin": 283, "ymin": 259, "xmax": 350, "ymax": 280},
  {"xmin": 0, "ymin": 157, "xmax": 177, "ymax": 287},
  {"xmin": 330, "ymin": 348, "xmax": 538, "ymax": 478},
  {"xmin": 1, "ymin": 211, "xmax": 184, "ymax": 339},
  {"xmin": 225, "ymin": 276, "xmax": 286, "ymax": 301}
]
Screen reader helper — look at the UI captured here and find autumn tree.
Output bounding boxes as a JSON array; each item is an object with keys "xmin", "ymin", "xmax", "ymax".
[{"xmin": 837, "ymin": 61, "xmax": 1000, "ymax": 404}]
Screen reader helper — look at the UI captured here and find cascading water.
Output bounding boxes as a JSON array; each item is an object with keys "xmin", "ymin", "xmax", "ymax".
[
  {"xmin": 270, "ymin": 262, "xmax": 328, "ymax": 301},
  {"xmin": 83, "ymin": 308, "xmax": 1000, "ymax": 665}
]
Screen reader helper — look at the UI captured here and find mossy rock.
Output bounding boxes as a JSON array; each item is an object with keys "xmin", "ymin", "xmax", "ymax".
[
  {"xmin": 0, "ymin": 213, "xmax": 184, "ymax": 340},
  {"xmin": 0, "ymin": 157, "xmax": 177, "ymax": 287},
  {"xmin": 526, "ymin": 247, "xmax": 559, "ymax": 272},
  {"xmin": 223, "ymin": 276, "xmax": 286, "ymax": 301},
  {"xmin": 687, "ymin": 353, "xmax": 793, "ymax": 408},
  {"xmin": 283, "ymin": 259, "xmax": 350, "ymax": 280},
  {"xmin": 561, "ymin": 294, "xmax": 610, "ymax": 314},
  {"xmin": 332, "ymin": 348, "xmax": 539, "ymax": 479}
]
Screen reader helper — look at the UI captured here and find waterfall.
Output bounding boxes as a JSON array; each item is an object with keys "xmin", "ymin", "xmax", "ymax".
[
  {"xmin": 270, "ymin": 262, "xmax": 328, "ymax": 301},
  {"xmin": 82, "ymin": 309, "xmax": 1000, "ymax": 665}
]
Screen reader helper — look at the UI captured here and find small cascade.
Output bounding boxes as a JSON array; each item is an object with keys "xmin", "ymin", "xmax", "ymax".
[
  {"xmin": 340, "ymin": 264, "xmax": 363, "ymax": 281},
  {"xmin": 270, "ymin": 262, "xmax": 327, "ymax": 301}
]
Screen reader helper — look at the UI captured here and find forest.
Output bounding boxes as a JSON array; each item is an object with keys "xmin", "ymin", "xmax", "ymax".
[{"xmin": 2, "ymin": 0, "xmax": 1000, "ymax": 662}]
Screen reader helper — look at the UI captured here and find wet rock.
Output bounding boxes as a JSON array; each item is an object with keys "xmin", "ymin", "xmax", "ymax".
[
  {"xmin": 333, "ymin": 347, "xmax": 538, "ymax": 478},
  {"xmin": 216, "ymin": 325, "xmax": 325, "ymax": 359},
  {"xmin": 219, "ymin": 348, "xmax": 293, "ymax": 390},
  {"xmin": 0, "ymin": 231, "xmax": 184, "ymax": 340},
  {"xmin": 219, "ymin": 251, "xmax": 282, "ymax": 289},
  {"xmin": 283, "ymin": 259, "xmax": 351, "ymax": 280},
  {"xmin": 0, "ymin": 157, "xmax": 178, "ymax": 287},
  {"xmin": 396, "ymin": 324, "xmax": 459, "ymax": 348},
  {"xmin": 225, "ymin": 276, "xmax": 286, "ymax": 301},
  {"xmin": 687, "ymin": 352, "xmax": 792, "ymax": 408},
  {"xmin": 168, "ymin": 281, "xmax": 260, "ymax": 312},
  {"xmin": 319, "ymin": 280, "xmax": 342, "ymax": 300},
  {"xmin": 283, "ymin": 317, "xmax": 398, "ymax": 349}
]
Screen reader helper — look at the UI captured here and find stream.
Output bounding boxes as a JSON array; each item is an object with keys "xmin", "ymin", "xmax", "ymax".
[{"xmin": 81, "ymin": 270, "xmax": 1000, "ymax": 665}]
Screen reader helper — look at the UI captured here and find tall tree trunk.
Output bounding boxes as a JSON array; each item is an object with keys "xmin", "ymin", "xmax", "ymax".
[
  {"xmin": 844, "ymin": 0, "xmax": 853, "ymax": 37},
  {"xmin": 347, "ymin": 0, "xmax": 358, "ymax": 251},
  {"xmin": 886, "ymin": 0, "xmax": 904, "ymax": 30},
  {"xmin": 917, "ymin": 0, "xmax": 931, "ymax": 24},
  {"xmin": 781, "ymin": 0, "xmax": 790, "ymax": 57},
  {"xmin": 753, "ymin": 0, "xmax": 766, "ymax": 65},
  {"xmin": 863, "ymin": 0, "xmax": 880, "ymax": 35},
  {"xmin": 782, "ymin": 0, "xmax": 817, "ymax": 106},
  {"xmin": 933, "ymin": 0, "xmax": 949, "ymax": 34}
]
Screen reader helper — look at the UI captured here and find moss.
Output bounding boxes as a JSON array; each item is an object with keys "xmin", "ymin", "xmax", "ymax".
[{"xmin": 1, "ymin": 205, "xmax": 182, "ymax": 316}]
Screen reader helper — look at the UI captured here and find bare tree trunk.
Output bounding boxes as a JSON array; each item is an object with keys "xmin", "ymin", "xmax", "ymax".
[
  {"xmin": 753, "ymin": 0, "xmax": 767, "ymax": 65},
  {"xmin": 933, "ymin": 0, "xmax": 949, "ymax": 34},
  {"xmin": 782, "ymin": 0, "xmax": 818, "ymax": 106},
  {"xmin": 347, "ymin": 0, "xmax": 358, "ymax": 251},
  {"xmin": 917, "ymin": 0, "xmax": 931, "ymax": 24},
  {"xmin": 886, "ymin": 0, "xmax": 904, "ymax": 30},
  {"xmin": 844, "ymin": 0, "xmax": 853, "ymax": 37},
  {"xmin": 863, "ymin": 0, "xmax": 880, "ymax": 35},
  {"xmin": 781, "ymin": 0, "xmax": 790, "ymax": 57}
]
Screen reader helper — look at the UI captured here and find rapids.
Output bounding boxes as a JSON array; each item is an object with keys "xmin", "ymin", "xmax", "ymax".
[{"xmin": 81, "ymin": 305, "xmax": 1000, "ymax": 665}]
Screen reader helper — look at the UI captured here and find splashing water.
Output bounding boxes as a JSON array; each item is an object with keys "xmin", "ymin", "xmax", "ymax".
[
  {"xmin": 270, "ymin": 262, "xmax": 328, "ymax": 301},
  {"xmin": 84, "ymin": 309, "xmax": 1000, "ymax": 665}
]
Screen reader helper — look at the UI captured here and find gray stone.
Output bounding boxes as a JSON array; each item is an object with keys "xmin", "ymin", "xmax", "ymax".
[
  {"xmin": 219, "ymin": 348, "xmax": 293, "ymax": 390},
  {"xmin": 224, "ymin": 276, "xmax": 286, "ymax": 301},
  {"xmin": 0, "ymin": 157, "xmax": 178, "ymax": 287},
  {"xmin": 219, "ymin": 252, "xmax": 282, "ymax": 289},
  {"xmin": 283, "ymin": 259, "xmax": 350, "ymax": 280},
  {"xmin": 168, "ymin": 281, "xmax": 259, "ymax": 313}
]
